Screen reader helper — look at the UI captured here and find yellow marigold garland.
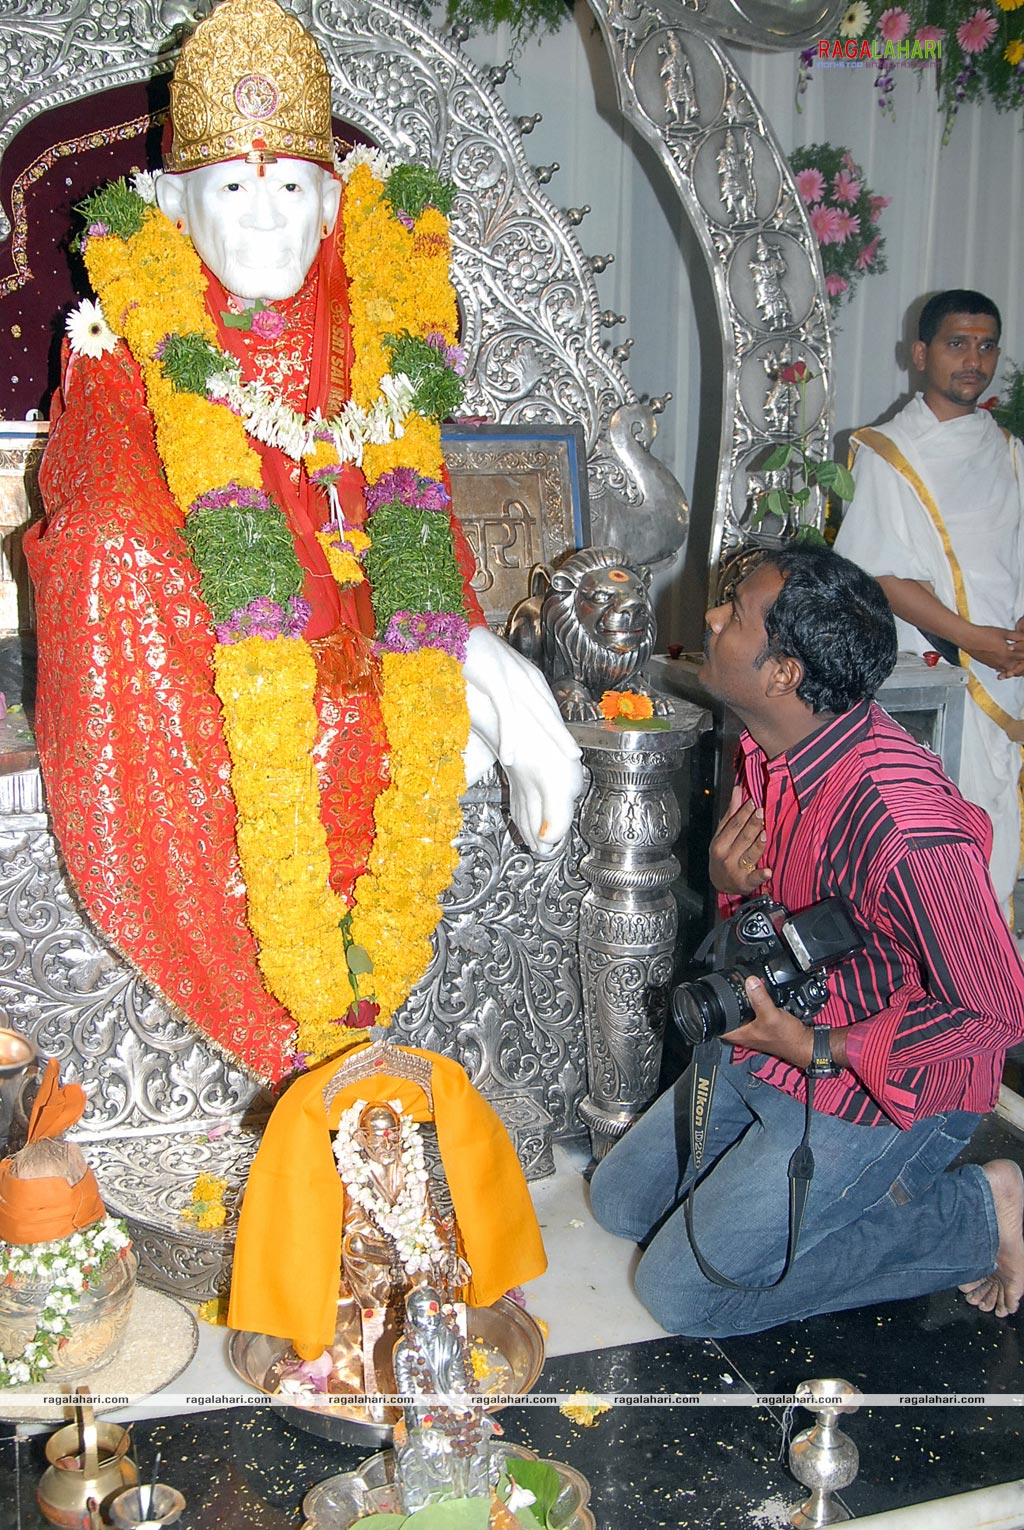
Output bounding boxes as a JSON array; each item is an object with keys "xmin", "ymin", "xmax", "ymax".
[
  {"xmin": 79, "ymin": 161, "xmax": 470, "ymax": 1066},
  {"xmin": 342, "ymin": 166, "xmax": 469, "ymax": 1020},
  {"xmin": 350, "ymin": 649, "xmax": 466, "ymax": 1018},
  {"xmin": 342, "ymin": 164, "xmax": 455, "ymax": 484},
  {"xmin": 214, "ymin": 637, "xmax": 352, "ymax": 1027}
]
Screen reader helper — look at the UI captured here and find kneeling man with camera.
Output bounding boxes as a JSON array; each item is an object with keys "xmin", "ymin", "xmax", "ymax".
[{"xmin": 591, "ymin": 546, "xmax": 1024, "ymax": 1335}]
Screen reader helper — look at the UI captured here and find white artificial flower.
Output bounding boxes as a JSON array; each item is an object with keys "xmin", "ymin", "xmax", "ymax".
[
  {"xmin": 66, "ymin": 299, "xmax": 116, "ymax": 359},
  {"xmin": 507, "ymin": 1483, "xmax": 537, "ymax": 1512}
]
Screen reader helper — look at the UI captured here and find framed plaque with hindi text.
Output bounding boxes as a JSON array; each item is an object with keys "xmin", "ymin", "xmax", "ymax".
[{"xmin": 441, "ymin": 423, "xmax": 590, "ymax": 628}]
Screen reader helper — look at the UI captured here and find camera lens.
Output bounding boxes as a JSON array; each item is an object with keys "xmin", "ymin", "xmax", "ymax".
[{"xmin": 672, "ymin": 970, "xmax": 750, "ymax": 1045}]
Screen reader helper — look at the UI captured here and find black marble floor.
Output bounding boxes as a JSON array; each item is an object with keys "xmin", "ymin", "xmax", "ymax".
[{"xmin": 2, "ymin": 1115, "xmax": 1021, "ymax": 1530}]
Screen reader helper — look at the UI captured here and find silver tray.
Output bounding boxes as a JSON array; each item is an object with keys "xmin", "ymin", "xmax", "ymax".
[
  {"xmin": 228, "ymin": 1296, "xmax": 546, "ymax": 1446},
  {"xmin": 301, "ymin": 1444, "xmax": 596, "ymax": 1529}
]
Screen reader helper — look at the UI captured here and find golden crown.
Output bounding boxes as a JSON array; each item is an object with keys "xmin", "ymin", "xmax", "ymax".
[{"xmin": 167, "ymin": 0, "xmax": 334, "ymax": 172}]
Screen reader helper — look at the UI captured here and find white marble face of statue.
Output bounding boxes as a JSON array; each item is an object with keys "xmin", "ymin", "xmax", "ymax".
[{"xmin": 155, "ymin": 158, "xmax": 342, "ymax": 302}]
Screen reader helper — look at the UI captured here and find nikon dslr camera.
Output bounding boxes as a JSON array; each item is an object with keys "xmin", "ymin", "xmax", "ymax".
[{"xmin": 672, "ymin": 896, "xmax": 863, "ymax": 1046}]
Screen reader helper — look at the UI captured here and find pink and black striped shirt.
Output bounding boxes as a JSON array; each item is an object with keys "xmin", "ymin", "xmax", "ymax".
[{"xmin": 726, "ymin": 700, "xmax": 1024, "ymax": 1129}]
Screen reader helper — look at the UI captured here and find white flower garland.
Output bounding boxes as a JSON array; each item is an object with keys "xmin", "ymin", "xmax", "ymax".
[
  {"xmin": 68, "ymin": 292, "xmax": 418, "ymax": 472},
  {"xmin": 0, "ymin": 1217, "xmax": 132, "ymax": 1388},
  {"xmin": 332, "ymin": 1099, "xmax": 446, "ymax": 1280},
  {"xmin": 206, "ymin": 367, "xmax": 416, "ymax": 466}
]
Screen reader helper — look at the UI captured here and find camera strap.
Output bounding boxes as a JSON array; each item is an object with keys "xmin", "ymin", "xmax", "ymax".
[{"xmin": 683, "ymin": 1040, "xmax": 816, "ymax": 1290}]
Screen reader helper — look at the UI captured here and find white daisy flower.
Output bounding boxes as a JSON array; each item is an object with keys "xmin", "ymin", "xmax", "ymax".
[
  {"xmin": 840, "ymin": 1, "xmax": 871, "ymax": 35},
  {"xmin": 66, "ymin": 299, "xmax": 116, "ymax": 358}
]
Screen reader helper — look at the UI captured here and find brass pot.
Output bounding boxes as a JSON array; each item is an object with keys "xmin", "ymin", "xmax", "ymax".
[{"xmin": 37, "ymin": 1406, "xmax": 138, "ymax": 1528}]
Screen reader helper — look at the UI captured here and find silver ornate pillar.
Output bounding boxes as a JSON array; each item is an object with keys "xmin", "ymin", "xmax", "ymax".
[{"xmin": 571, "ymin": 702, "xmax": 709, "ymax": 1159}]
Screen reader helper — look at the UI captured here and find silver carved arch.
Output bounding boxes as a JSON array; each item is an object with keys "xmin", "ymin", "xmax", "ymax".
[{"xmin": 585, "ymin": 0, "xmax": 838, "ymax": 584}]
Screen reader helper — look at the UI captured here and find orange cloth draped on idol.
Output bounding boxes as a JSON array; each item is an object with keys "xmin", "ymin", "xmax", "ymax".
[{"xmin": 25, "ymin": 0, "xmax": 583, "ymax": 1085}]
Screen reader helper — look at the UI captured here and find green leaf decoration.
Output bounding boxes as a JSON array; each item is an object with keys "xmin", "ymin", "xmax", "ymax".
[
  {"xmin": 993, "ymin": 361, "xmax": 1024, "ymax": 442},
  {"xmin": 811, "ymin": 460, "xmax": 855, "ymax": 499},
  {"xmin": 442, "ymin": 0, "xmax": 570, "ymax": 43},
  {"xmin": 611, "ymin": 716, "xmax": 671, "ymax": 731},
  {"xmin": 403, "ymin": 1499, "xmax": 491, "ymax": 1527},
  {"xmin": 831, "ymin": 463, "xmax": 856, "ymax": 501},
  {"xmin": 345, "ymin": 943, "xmax": 374, "ymax": 977},
  {"xmin": 507, "ymin": 1460, "xmax": 560, "ymax": 1527},
  {"xmin": 384, "ymin": 164, "xmax": 456, "ymax": 220},
  {"xmin": 365, "ymin": 501, "xmax": 466, "ymax": 635},
  {"xmin": 159, "ymin": 333, "xmax": 228, "ymax": 395},
  {"xmin": 762, "ymin": 488, "xmax": 791, "ymax": 520},
  {"xmin": 761, "ymin": 443, "xmax": 794, "ymax": 472},
  {"xmin": 794, "ymin": 524, "xmax": 830, "ymax": 550},
  {"xmin": 75, "ymin": 178, "xmax": 148, "ymax": 242},
  {"xmin": 385, "ymin": 332, "xmax": 464, "ymax": 421},
  {"xmin": 184, "ymin": 504, "xmax": 304, "ymax": 621}
]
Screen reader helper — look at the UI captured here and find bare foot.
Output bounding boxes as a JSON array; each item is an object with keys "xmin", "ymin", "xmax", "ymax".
[{"xmin": 959, "ymin": 1160, "xmax": 1024, "ymax": 1317}]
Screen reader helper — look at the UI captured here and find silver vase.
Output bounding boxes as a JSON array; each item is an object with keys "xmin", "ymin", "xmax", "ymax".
[{"xmin": 789, "ymin": 1378, "xmax": 862, "ymax": 1528}]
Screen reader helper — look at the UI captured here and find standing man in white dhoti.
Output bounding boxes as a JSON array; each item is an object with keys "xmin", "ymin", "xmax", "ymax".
[{"xmin": 835, "ymin": 290, "xmax": 1024, "ymax": 911}]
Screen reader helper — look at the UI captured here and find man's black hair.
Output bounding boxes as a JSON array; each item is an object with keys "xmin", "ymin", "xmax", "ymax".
[
  {"xmin": 918, "ymin": 289, "xmax": 1002, "ymax": 345},
  {"xmin": 755, "ymin": 546, "xmax": 897, "ymax": 714}
]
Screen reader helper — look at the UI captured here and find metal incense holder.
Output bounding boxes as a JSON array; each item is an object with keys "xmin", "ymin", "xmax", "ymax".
[{"xmin": 788, "ymin": 1378, "xmax": 862, "ymax": 1528}]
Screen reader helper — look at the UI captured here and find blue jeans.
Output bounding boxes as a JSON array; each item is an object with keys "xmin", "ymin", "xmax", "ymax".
[{"xmin": 589, "ymin": 1054, "xmax": 998, "ymax": 1337}]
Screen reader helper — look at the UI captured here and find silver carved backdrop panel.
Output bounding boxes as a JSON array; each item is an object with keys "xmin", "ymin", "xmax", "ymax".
[
  {"xmin": 0, "ymin": 766, "xmax": 585, "ymax": 1295},
  {"xmin": 585, "ymin": 0, "xmax": 836, "ymax": 587}
]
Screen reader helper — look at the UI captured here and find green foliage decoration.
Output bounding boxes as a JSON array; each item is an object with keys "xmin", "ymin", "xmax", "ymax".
[
  {"xmin": 384, "ymin": 164, "xmax": 456, "ymax": 220},
  {"xmin": 441, "ymin": 0, "xmax": 572, "ymax": 42},
  {"xmin": 385, "ymin": 332, "xmax": 465, "ymax": 420},
  {"xmin": 993, "ymin": 360, "xmax": 1024, "ymax": 442},
  {"xmin": 75, "ymin": 178, "xmax": 148, "ymax": 243},
  {"xmin": 184, "ymin": 503, "xmax": 304, "ymax": 622},
  {"xmin": 159, "ymin": 333, "xmax": 229, "ymax": 395},
  {"xmin": 365, "ymin": 500, "xmax": 466, "ymax": 635}
]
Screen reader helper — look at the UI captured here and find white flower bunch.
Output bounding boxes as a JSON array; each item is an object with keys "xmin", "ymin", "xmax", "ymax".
[
  {"xmin": 338, "ymin": 144, "xmax": 396, "ymax": 184},
  {"xmin": 0, "ymin": 1217, "xmax": 131, "ymax": 1390},
  {"xmin": 130, "ymin": 171, "xmax": 158, "ymax": 206},
  {"xmin": 206, "ymin": 368, "xmax": 415, "ymax": 469}
]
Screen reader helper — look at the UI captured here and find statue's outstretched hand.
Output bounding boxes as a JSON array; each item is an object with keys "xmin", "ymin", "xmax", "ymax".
[{"xmin": 462, "ymin": 627, "xmax": 584, "ymax": 857}]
